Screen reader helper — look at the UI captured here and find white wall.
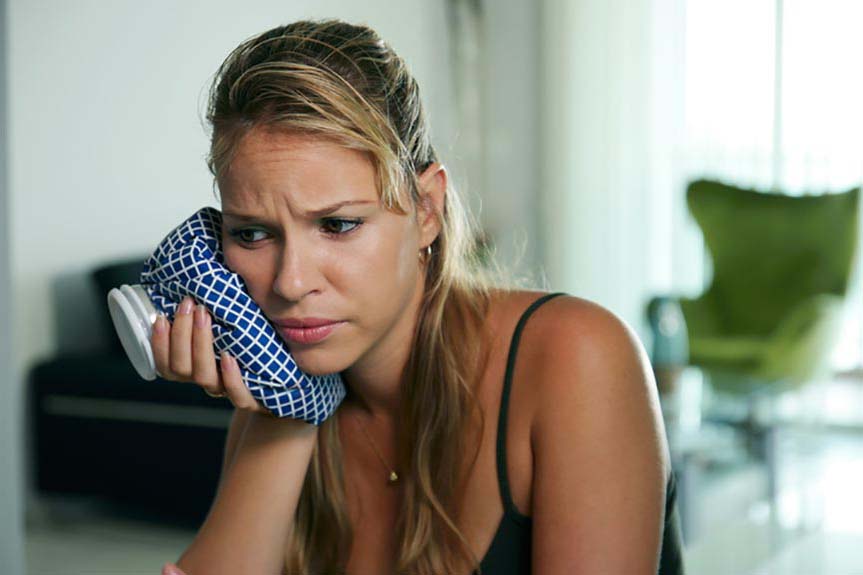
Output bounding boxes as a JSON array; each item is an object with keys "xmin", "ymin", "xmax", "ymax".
[
  {"xmin": 8, "ymin": 0, "xmax": 548, "ymax": 375},
  {"xmin": 7, "ymin": 3, "xmax": 550, "ymax": 566},
  {"xmin": 8, "ymin": 0, "xmax": 454, "ymax": 560},
  {"xmin": 539, "ymin": 0, "xmax": 696, "ymax": 344},
  {"xmin": 482, "ymin": 0, "xmax": 543, "ymax": 287},
  {"xmin": 9, "ymin": 0, "xmax": 452, "ymax": 364}
]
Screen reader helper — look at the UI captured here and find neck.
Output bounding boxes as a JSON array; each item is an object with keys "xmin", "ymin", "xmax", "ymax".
[{"xmin": 342, "ymin": 383, "xmax": 402, "ymax": 423}]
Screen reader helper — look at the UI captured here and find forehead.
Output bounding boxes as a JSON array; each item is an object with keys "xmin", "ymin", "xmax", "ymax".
[{"xmin": 218, "ymin": 129, "xmax": 380, "ymax": 208}]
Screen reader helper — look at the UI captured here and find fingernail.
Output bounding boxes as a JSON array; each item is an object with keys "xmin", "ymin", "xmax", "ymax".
[
  {"xmin": 194, "ymin": 304, "xmax": 207, "ymax": 328},
  {"xmin": 162, "ymin": 563, "xmax": 183, "ymax": 575},
  {"xmin": 178, "ymin": 297, "xmax": 194, "ymax": 315},
  {"xmin": 221, "ymin": 351, "xmax": 232, "ymax": 368},
  {"xmin": 153, "ymin": 315, "xmax": 167, "ymax": 334}
]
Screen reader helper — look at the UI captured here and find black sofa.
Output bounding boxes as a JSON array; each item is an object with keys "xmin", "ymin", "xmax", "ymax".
[{"xmin": 28, "ymin": 256, "xmax": 234, "ymax": 527}]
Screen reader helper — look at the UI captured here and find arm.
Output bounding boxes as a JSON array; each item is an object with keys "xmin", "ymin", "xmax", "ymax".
[
  {"xmin": 150, "ymin": 299, "xmax": 315, "ymax": 573},
  {"xmin": 176, "ymin": 412, "xmax": 318, "ymax": 575},
  {"xmin": 531, "ymin": 297, "xmax": 670, "ymax": 574},
  {"xmin": 216, "ymin": 408, "xmax": 252, "ymax": 495}
]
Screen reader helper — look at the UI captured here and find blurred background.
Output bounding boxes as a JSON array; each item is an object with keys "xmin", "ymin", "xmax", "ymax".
[{"xmin": 2, "ymin": 0, "xmax": 862, "ymax": 573}]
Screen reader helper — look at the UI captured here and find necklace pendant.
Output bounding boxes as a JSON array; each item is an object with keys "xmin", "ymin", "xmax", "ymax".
[{"xmin": 388, "ymin": 471, "xmax": 399, "ymax": 483}]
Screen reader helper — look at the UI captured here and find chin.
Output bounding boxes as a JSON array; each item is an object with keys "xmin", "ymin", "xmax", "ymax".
[{"xmin": 289, "ymin": 350, "xmax": 349, "ymax": 377}]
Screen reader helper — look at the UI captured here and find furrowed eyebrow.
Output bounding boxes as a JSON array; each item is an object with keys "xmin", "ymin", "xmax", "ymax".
[
  {"xmin": 223, "ymin": 200, "xmax": 374, "ymax": 221},
  {"xmin": 303, "ymin": 200, "xmax": 374, "ymax": 218}
]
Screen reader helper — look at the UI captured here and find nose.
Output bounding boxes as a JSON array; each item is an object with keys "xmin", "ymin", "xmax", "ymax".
[{"xmin": 271, "ymin": 236, "xmax": 320, "ymax": 302}]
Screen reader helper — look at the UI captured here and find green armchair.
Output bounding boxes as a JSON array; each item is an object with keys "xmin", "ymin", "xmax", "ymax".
[
  {"xmin": 657, "ymin": 179, "xmax": 860, "ymax": 395},
  {"xmin": 648, "ymin": 178, "xmax": 860, "ymax": 514}
]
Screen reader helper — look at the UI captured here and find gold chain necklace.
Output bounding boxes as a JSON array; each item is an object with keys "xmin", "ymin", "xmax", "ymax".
[{"xmin": 351, "ymin": 411, "xmax": 400, "ymax": 484}]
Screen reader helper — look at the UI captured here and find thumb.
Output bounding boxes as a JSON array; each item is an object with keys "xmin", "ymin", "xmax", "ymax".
[{"xmin": 162, "ymin": 563, "xmax": 186, "ymax": 575}]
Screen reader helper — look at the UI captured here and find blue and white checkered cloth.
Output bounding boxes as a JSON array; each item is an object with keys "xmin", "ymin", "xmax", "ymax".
[{"xmin": 140, "ymin": 206, "xmax": 346, "ymax": 426}]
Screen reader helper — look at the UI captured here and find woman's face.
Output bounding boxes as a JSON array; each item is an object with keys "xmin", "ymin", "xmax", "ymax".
[{"xmin": 218, "ymin": 128, "xmax": 432, "ymax": 377}]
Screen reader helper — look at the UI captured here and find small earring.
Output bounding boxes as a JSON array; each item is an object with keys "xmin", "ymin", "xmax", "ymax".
[{"xmin": 419, "ymin": 245, "xmax": 432, "ymax": 261}]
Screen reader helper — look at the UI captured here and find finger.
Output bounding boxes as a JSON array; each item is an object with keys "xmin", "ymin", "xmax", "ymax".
[
  {"xmin": 219, "ymin": 352, "xmax": 267, "ymax": 414},
  {"xmin": 169, "ymin": 296, "xmax": 196, "ymax": 378},
  {"xmin": 151, "ymin": 314, "xmax": 172, "ymax": 379},
  {"xmin": 162, "ymin": 562, "xmax": 187, "ymax": 575},
  {"xmin": 192, "ymin": 304, "xmax": 222, "ymax": 394}
]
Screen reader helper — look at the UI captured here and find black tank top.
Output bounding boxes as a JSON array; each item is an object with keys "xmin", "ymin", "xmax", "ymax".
[{"xmin": 475, "ymin": 292, "xmax": 686, "ymax": 574}]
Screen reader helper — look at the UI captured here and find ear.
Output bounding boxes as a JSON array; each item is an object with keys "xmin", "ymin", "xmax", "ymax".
[{"xmin": 415, "ymin": 162, "xmax": 447, "ymax": 249}]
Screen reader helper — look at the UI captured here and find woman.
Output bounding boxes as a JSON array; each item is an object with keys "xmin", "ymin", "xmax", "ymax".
[{"xmin": 155, "ymin": 19, "xmax": 684, "ymax": 575}]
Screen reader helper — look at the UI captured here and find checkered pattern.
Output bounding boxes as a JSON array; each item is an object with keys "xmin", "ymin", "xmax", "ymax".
[{"xmin": 139, "ymin": 206, "xmax": 346, "ymax": 426}]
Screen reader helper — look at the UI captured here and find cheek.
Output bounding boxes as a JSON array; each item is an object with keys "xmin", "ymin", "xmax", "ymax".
[
  {"xmin": 222, "ymin": 244, "xmax": 247, "ymax": 279},
  {"xmin": 395, "ymin": 236, "xmax": 418, "ymax": 281},
  {"xmin": 223, "ymin": 246, "xmax": 270, "ymax": 298},
  {"xmin": 349, "ymin": 227, "xmax": 417, "ymax": 286}
]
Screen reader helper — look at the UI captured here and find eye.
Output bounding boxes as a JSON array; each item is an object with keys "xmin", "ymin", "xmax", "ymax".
[
  {"xmin": 228, "ymin": 228, "xmax": 269, "ymax": 245},
  {"xmin": 320, "ymin": 218, "xmax": 363, "ymax": 236}
]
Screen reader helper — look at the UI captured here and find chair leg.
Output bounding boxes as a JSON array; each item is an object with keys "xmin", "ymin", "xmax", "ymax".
[
  {"xmin": 762, "ymin": 424, "xmax": 779, "ymax": 511},
  {"xmin": 744, "ymin": 399, "xmax": 781, "ymax": 517}
]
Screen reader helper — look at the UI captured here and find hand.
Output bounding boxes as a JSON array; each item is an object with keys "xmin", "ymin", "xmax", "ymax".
[{"xmin": 150, "ymin": 295, "xmax": 273, "ymax": 416}]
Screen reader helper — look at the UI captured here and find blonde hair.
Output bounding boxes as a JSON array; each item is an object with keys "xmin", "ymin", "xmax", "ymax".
[{"xmin": 205, "ymin": 19, "xmax": 531, "ymax": 574}]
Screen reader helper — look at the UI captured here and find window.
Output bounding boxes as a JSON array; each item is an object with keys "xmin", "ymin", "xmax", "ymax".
[{"xmin": 684, "ymin": 0, "xmax": 863, "ymax": 369}]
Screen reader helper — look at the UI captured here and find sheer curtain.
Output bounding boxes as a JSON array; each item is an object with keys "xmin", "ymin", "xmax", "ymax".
[
  {"xmin": 683, "ymin": 0, "xmax": 863, "ymax": 370},
  {"xmin": 537, "ymin": 0, "xmax": 861, "ymax": 358}
]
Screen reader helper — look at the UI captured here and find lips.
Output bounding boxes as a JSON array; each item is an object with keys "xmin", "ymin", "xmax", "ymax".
[
  {"xmin": 277, "ymin": 321, "xmax": 344, "ymax": 345},
  {"xmin": 274, "ymin": 317, "xmax": 341, "ymax": 328}
]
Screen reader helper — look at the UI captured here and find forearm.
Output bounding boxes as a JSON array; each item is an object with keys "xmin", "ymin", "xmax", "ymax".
[
  {"xmin": 177, "ymin": 413, "xmax": 318, "ymax": 575},
  {"xmin": 217, "ymin": 409, "xmax": 251, "ymax": 494}
]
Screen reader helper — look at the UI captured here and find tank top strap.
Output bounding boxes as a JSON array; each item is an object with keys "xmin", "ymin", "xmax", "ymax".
[{"xmin": 495, "ymin": 291, "xmax": 568, "ymax": 520}]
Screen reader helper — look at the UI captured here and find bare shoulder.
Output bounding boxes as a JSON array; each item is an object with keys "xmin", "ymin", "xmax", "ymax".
[
  {"xmin": 517, "ymin": 292, "xmax": 656, "ymax": 389},
  {"xmin": 491, "ymin": 290, "xmax": 644, "ymax": 371},
  {"xmin": 518, "ymin": 294, "xmax": 671, "ymax": 571},
  {"xmin": 481, "ymin": 291, "xmax": 671, "ymax": 570},
  {"xmin": 483, "ymin": 289, "xmax": 663, "ymax": 420},
  {"xmin": 514, "ymin": 293, "xmax": 670, "ymax": 473}
]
